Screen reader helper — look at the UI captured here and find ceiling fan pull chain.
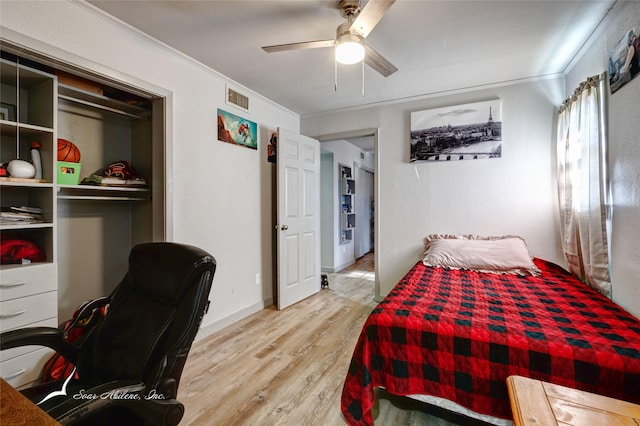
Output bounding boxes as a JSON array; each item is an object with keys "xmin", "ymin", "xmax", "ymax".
[{"xmin": 335, "ymin": 60, "xmax": 338, "ymax": 92}]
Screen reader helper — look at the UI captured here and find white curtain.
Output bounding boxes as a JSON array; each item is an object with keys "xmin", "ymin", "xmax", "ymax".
[{"xmin": 556, "ymin": 74, "xmax": 611, "ymax": 297}]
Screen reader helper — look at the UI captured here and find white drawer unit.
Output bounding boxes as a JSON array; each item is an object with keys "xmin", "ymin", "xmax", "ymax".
[
  {"xmin": 0, "ymin": 347, "xmax": 55, "ymax": 389},
  {"xmin": 1, "ymin": 317, "xmax": 58, "ymax": 361},
  {"xmin": 0, "ymin": 291, "xmax": 58, "ymax": 332},
  {"xmin": 0, "ymin": 263, "xmax": 58, "ymax": 301},
  {"xmin": 0, "ymin": 291, "xmax": 58, "ymax": 390}
]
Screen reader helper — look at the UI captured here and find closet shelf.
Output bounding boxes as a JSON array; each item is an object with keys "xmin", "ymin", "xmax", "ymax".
[
  {"xmin": 0, "ymin": 222, "xmax": 54, "ymax": 231},
  {"xmin": 57, "ymin": 184, "xmax": 151, "ymax": 201},
  {"xmin": 57, "ymin": 195, "xmax": 149, "ymax": 201},
  {"xmin": 58, "ymin": 84, "xmax": 151, "ymax": 119}
]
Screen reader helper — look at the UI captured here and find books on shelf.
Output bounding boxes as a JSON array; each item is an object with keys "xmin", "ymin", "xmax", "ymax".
[
  {"xmin": 101, "ymin": 177, "xmax": 147, "ymax": 187},
  {"xmin": 100, "ymin": 177, "xmax": 127, "ymax": 185},
  {"xmin": 0, "ymin": 206, "xmax": 45, "ymax": 225},
  {"xmin": 80, "ymin": 175, "xmax": 148, "ymax": 187}
]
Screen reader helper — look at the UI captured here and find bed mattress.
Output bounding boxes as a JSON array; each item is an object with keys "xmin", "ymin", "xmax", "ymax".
[{"xmin": 341, "ymin": 259, "xmax": 640, "ymax": 425}]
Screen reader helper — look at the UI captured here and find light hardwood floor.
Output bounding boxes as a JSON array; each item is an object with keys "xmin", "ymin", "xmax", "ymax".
[{"xmin": 178, "ymin": 253, "xmax": 479, "ymax": 425}]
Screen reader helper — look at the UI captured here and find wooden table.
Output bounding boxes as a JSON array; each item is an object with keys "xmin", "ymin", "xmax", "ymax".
[
  {"xmin": 507, "ymin": 375, "xmax": 640, "ymax": 426},
  {"xmin": 0, "ymin": 378, "xmax": 59, "ymax": 425}
]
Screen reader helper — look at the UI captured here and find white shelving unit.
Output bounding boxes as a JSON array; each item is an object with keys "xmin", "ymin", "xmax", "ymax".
[
  {"xmin": 0, "ymin": 56, "xmax": 58, "ymax": 389},
  {"xmin": 339, "ymin": 164, "xmax": 356, "ymax": 244}
]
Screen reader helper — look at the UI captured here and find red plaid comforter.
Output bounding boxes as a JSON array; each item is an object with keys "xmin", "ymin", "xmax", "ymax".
[{"xmin": 341, "ymin": 259, "xmax": 640, "ymax": 425}]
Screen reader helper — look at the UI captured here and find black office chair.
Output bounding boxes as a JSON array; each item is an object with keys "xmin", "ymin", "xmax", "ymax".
[{"xmin": 0, "ymin": 242, "xmax": 216, "ymax": 425}]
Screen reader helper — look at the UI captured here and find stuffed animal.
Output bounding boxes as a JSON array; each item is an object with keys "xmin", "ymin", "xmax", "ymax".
[{"xmin": 321, "ymin": 274, "xmax": 329, "ymax": 289}]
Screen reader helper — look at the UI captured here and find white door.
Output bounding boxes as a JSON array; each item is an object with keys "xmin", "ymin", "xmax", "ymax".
[{"xmin": 277, "ymin": 128, "xmax": 321, "ymax": 309}]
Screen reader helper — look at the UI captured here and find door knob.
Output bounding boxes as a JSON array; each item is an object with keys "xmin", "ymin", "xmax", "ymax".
[{"xmin": 281, "ymin": 225, "xmax": 288, "ymax": 231}]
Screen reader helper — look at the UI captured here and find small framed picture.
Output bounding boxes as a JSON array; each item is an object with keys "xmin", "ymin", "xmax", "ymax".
[
  {"xmin": 609, "ymin": 26, "xmax": 640, "ymax": 94},
  {"xmin": 217, "ymin": 108, "xmax": 257, "ymax": 150},
  {"xmin": 267, "ymin": 131, "xmax": 277, "ymax": 163},
  {"xmin": 0, "ymin": 103, "xmax": 16, "ymax": 121}
]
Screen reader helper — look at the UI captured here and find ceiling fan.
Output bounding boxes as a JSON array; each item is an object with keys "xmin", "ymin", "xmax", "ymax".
[{"xmin": 262, "ymin": 0, "xmax": 398, "ymax": 77}]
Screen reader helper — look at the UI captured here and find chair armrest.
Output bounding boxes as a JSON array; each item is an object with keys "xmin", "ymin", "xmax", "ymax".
[
  {"xmin": 0, "ymin": 327, "xmax": 79, "ymax": 361},
  {"xmin": 49, "ymin": 380, "xmax": 184, "ymax": 426}
]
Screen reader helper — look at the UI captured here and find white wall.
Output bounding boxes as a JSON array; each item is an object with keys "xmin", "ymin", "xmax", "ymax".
[
  {"xmin": 320, "ymin": 152, "xmax": 335, "ymax": 271},
  {"xmin": 0, "ymin": 1, "xmax": 300, "ymax": 335},
  {"xmin": 303, "ymin": 78, "xmax": 566, "ymax": 298},
  {"xmin": 565, "ymin": 1, "xmax": 640, "ymax": 318},
  {"xmin": 320, "ymin": 140, "xmax": 375, "ymax": 271}
]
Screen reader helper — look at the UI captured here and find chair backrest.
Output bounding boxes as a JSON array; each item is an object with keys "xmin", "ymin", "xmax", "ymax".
[{"xmin": 75, "ymin": 242, "xmax": 216, "ymax": 397}]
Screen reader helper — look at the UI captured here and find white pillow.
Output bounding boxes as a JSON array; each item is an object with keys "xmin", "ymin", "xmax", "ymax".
[{"xmin": 422, "ymin": 234, "xmax": 540, "ymax": 276}]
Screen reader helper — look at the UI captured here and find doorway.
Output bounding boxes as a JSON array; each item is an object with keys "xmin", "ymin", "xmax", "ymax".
[{"xmin": 315, "ymin": 128, "xmax": 379, "ymax": 300}]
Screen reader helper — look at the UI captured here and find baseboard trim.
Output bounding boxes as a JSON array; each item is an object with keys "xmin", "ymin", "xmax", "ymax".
[
  {"xmin": 322, "ymin": 260, "xmax": 355, "ymax": 274},
  {"xmin": 335, "ymin": 259, "xmax": 355, "ymax": 272},
  {"xmin": 195, "ymin": 298, "xmax": 274, "ymax": 342}
]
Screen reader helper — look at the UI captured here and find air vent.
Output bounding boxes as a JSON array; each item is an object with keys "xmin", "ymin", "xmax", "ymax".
[{"xmin": 227, "ymin": 87, "xmax": 249, "ymax": 111}]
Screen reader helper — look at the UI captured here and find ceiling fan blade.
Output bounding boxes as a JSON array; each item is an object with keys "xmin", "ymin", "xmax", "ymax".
[
  {"xmin": 350, "ymin": 0, "xmax": 396, "ymax": 39},
  {"xmin": 364, "ymin": 43, "xmax": 398, "ymax": 77},
  {"xmin": 262, "ymin": 39, "xmax": 335, "ymax": 53}
]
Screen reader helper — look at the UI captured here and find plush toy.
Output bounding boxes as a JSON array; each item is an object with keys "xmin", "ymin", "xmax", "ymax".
[{"xmin": 321, "ymin": 274, "xmax": 329, "ymax": 289}]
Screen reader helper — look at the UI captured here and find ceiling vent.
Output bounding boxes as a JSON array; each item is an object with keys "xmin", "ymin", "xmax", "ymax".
[{"xmin": 227, "ymin": 86, "xmax": 249, "ymax": 111}]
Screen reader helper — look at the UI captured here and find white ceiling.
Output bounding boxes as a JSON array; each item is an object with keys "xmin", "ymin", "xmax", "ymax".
[{"xmin": 87, "ymin": 0, "xmax": 614, "ymax": 117}]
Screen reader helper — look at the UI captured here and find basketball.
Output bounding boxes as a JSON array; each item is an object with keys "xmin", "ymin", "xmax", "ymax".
[{"xmin": 57, "ymin": 138, "xmax": 81, "ymax": 163}]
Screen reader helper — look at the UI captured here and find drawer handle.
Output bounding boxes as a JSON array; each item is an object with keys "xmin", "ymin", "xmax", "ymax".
[
  {"xmin": 0, "ymin": 281, "xmax": 27, "ymax": 288},
  {"xmin": 2, "ymin": 368, "xmax": 27, "ymax": 380},
  {"xmin": 0, "ymin": 309, "xmax": 27, "ymax": 319}
]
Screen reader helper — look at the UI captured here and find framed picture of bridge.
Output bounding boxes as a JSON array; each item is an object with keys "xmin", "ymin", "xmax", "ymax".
[{"xmin": 410, "ymin": 99, "xmax": 502, "ymax": 162}]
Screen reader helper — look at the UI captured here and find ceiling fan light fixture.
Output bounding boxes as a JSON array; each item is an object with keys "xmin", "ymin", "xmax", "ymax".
[{"xmin": 335, "ymin": 33, "xmax": 365, "ymax": 65}]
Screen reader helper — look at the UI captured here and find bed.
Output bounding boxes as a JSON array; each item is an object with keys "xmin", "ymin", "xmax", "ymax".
[{"xmin": 341, "ymin": 235, "xmax": 640, "ymax": 425}]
